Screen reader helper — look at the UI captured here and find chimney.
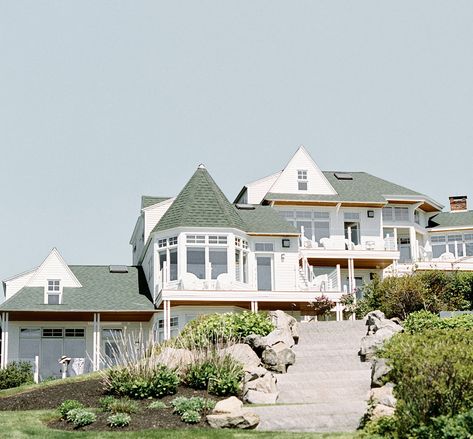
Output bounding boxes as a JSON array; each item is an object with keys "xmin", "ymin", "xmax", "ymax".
[{"xmin": 449, "ymin": 195, "xmax": 468, "ymax": 212}]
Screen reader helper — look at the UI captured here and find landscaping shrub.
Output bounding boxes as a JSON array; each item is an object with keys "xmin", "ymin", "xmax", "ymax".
[
  {"xmin": 308, "ymin": 295, "xmax": 335, "ymax": 317},
  {"xmin": 404, "ymin": 310, "xmax": 473, "ymax": 334},
  {"xmin": 105, "ymin": 363, "xmax": 179, "ymax": 399},
  {"xmin": 148, "ymin": 400, "xmax": 167, "ymax": 409},
  {"xmin": 66, "ymin": 408, "xmax": 96, "ymax": 428},
  {"xmin": 58, "ymin": 400, "xmax": 85, "ymax": 419},
  {"xmin": 0, "ymin": 361, "xmax": 34, "ymax": 390},
  {"xmin": 181, "ymin": 410, "xmax": 201, "ymax": 424},
  {"xmin": 107, "ymin": 413, "xmax": 131, "ymax": 428},
  {"xmin": 185, "ymin": 353, "xmax": 244, "ymax": 396},
  {"xmin": 170, "ymin": 396, "xmax": 215, "ymax": 415},
  {"xmin": 108, "ymin": 398, "xmax": 139, "ymax": 414},
  {"xmin": 356, "ymin": 272, "xmax": 473, "ymax": 320},
  {"xmin": 359, "ymin": 415, "xmax": 397, "ymax": 439},
  {"xmin": 98, "ymin": 396, "xmax": 116, "ymax": 412},
  {"xmin": 176, "ymin": 311, "xmax": 274, "ymax": 348},
  {"xmin": 380, "ymin": 327, "xmax": 473, "ymax": 436},
  {"xmin": 411, "ymin": 408, "xmax": 473, "ymax": 439}
]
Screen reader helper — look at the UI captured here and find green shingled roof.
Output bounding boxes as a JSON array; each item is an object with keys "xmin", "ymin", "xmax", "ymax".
[
  {"xmin": 0, "ymin": 266, "xmax": 154, "ymax": 312},
  {"xmin": 266, "ymin": 171, "xmax": 439, "ymax": 206},
  {"xmin": 141, "ymin": 196, "xmax": 172, "ymax": 209},
  {"xmin": 152, "ymin": 166, "xmax": 246, "ymax": 233},
  {"xmin": 428, "ymin": 211, "xmax": 473, "ymax": 229},
  {"xmin": 236, "ymin": 205, "xmax": 298, "ymax": 234}
]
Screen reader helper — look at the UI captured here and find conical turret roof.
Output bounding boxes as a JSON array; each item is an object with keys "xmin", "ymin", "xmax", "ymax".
[{"xmin": 152, "ymin": 165, "xmax": 246, "ymax": 233}]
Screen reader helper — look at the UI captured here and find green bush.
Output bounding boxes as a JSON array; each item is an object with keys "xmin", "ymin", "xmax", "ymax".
[
  {"xmin": 176, "ymin": 311, "xmax": 274, "ymax": 348},
  {"xmin": 98, "ymin": 396, "xmax": 116, "ymax": 412},
  {"xmin": 356, "ymin": 271, "xmax": 473, "ymax": 320},
  {"xmin": 58, "ymin": 400, "xmax": 85, "ymax": 419},
  {"xmin": 0, "ymin": 361, "xmax": 34, "ymax": 390},
  {"xmin": 108, "ymin": 398, "xmax": 139, "ymax": 414},
  {"xmin": 308, "ymin": 295, "xmax": 335, "ymax": 317},
  {"xmin": 411, "ymin": 408, "xmax": 473, "ymax": 439},
  {"xmin": 404, "ymin": 310, "xmax": 473, "ymax": 334},
  {"xmin": 360, "ymin": 415, "xmax": 397, "ymax": 439},
  {"xmin": 185, "ymin": 353, "xmax": 244, "ymax": 396},
  {"xmin": 181, "ymin": 410, "xmax": 201, "ymax": 424},
  {"xmin": 106, "ymin": 364, "xmax": 179, "ymax": 399},
  {"xmin": 66, "ymin": 408, "xmax": 96, "ymax": 428},
  {"xmin": 148, "ymin": 400, "xmax": 167, "ymax": 409},
  {"xmin": 380, "ymin": 328, "xmax": 473, "ymax": 436},
  {"xmin": 170, "ymin": 396, "xmax": 215, "ymax": 415},
  {"xmin": 107, "ymin": 412, "xmax": 131, "ymax": 428}
]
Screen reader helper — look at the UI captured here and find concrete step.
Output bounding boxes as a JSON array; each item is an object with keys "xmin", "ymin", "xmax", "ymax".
[
  {"xmin": 251, "ymin": 404, "xmax": 367, "ymax": 432},
  {"xmin": 276, "ymin": 369, "xmax": 370, "ymax": 381}
]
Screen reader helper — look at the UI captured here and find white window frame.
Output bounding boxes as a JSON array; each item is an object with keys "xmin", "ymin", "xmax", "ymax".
[
  {"xmin": 297, "ymin": 169, "xmax": 308, "ymax": 191},
  {"xmin": 157, "ymin": 236, "xmax": 179, "ymax": 282},
  {"xmin": 185, "ymin": 233, "xmax": 230, "ymax": 281},
  {"xmin": 46, "ymin": 279, "xmax": 62, "ymax": 305},
  {"xmin": 235, "ymin": 236, "xmax": 249, "ymax": 283}
]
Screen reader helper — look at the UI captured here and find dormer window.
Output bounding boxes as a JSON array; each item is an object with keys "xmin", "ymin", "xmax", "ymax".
[
  {"xmin": 297, "ymin": 170, "xmax": 308, "ymax": 190},
  {"xmin": 46, "ymin": 279, "xmax": 61, "ymax": 305}
]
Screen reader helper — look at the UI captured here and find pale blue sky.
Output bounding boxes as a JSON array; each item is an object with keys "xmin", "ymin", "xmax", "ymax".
[{"xmin": 1, "ymin": 1, "xmax": 472, "ymax": 283}]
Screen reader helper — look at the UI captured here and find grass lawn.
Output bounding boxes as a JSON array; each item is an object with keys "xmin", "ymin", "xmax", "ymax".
[{"xmin": 0, "ymin": 410, "xmax": 359, "ymax": 439}]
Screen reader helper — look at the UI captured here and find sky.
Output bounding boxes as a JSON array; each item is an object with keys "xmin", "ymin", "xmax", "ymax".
[{"xmin": 1, "ymin": 1, "xmax": 472, "ymax": 284}]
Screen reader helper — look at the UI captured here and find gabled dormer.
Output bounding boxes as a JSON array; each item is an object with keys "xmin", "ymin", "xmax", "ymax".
[
  {"xmin": 267, "ymin": 146, "xmax": 337, "ymax": 197},
  {"xmin": 26, "ymin": 248, "xmax": 82, "ymax": 305}
]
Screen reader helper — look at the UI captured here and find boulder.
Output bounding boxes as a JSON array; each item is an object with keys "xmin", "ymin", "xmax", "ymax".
[
  {"xmin": 269, "ymin": 310, "xmax": 297, "ymax": 332},
  {"xmin": 360, "ymin": 328, "xmax": 398, "ymax": 361},
  {"xmin": 371, "ymin": 404, "xmax": 395, "ymax": 419},
  {"xmin": 262, "ymin": 328, "xmax": 295, "ymax": 348},
  {"xmin": 371, "ymin": 358, "xmax": 392, "ymax": 387},
  {"xmin": 245, "ymin": 372, "xmax": 278, "ymax": 394},
  {"xmin": 213, "ymin": 396, "xmax": 242, "ymax": 414},
  {"xmin": 376, "ymin": 319, "xmax": 403, "ymax": 334},
  {"xmin": 154, "ymin": 347, "xmax": 194, "ymax": 370},
  {"xmin": 221, "ymin": 343, "xmax": 260, "ymax": 371},
  {"xmin": 244, "ymin": 334, "xmax": 267, "ymax": 354},
  {"xmin": 244, "ymin": 366, "xmax": 268, "ymax": 383},
  {"xmin": 366, "ymin": 310, "xmax": 386, "ymax": 324},
  {"xmin": 369, "ymin": 383, "xmax": 396, "ymax": 408},
  {"xmin": 207, "ymin": 411, "xmax": 260, "ymax": 429},
  {"xmin": 207, "ymin": 396, "xmax": 260, "ymax": 429},
  {"xmin": 262, "ymin": 342, "xmax": 295, "ymax": 373},
  {"xmin": 244, "ymin": 389, "xmax": 278, "ymax": 404}
]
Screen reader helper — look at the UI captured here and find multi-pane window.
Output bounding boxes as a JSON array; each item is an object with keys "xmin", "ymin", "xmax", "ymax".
[
  {"xmin": 255, "ymin": 243, "xmax": 274, "ymax": 252},
  {"xmin": 297, "ymin": 170, "xmax": 308, "ymax": 191},
  {"xmin": 382, "ymin": 206, "xmax": 409, "ymax": 222},
  {"xmin": 42, "ymin": 328, "xmax": 64, "ymax": 337},
  {"xmin": 431, "ymin": 233, "xmax": 473, "ymax": 258},
  {"xmin": 186, "ymin": 234, "xmax": 229, "ymax": 280},
  {"xmin": 157, "ymin": 236, "xmax": 178, "ymax": 281},
  {"xmin": 280, "ymin": 210, "xmax": 330, "ymax": 243},
  {"xmin": 235, "ymin": 237, "xmax": 249, "ymax": 283},
  {"xmin": 65, "ymin": 329, "xmax": 85, "ymax": 338},
  {"xmin": 46, "ymin": 280, "xmax": 61, "ymax": 305}
]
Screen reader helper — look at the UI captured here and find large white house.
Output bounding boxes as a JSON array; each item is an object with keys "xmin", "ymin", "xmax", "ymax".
[{"xmin": 1, "ymin": 146, "xmax": 472, "ymax": 379}]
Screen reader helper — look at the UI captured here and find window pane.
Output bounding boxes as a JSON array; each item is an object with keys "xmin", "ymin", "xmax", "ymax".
[
  {"xmin": 210, "ymin": 248, "xmax": 228, "ymax": 279},
  {"xmin": 297, "ymin": 221, "xmax": 312, "ymax": 240},
  {"xmin": 466, "ymin": 243, "xmax": 473, "ymax": 256},
  {"xmin": 47, "ymin": 294, "xmax": 60, "ymax": 305},
  {"xmin": 187, "ymin": 248, "xmax": 205, "ymax": 279},
  {"xmin": 432, "ymin": 244, "xmax": 445, "ymax": 258},
  {"xmin": 243, "ymin": 252, "xmax": 248, "ymax": 283},
  {"xmin": 235, "ymin": 250, "xmax": 241, "ymax": 282},
  {"xmin": 20, "ymin": 328, "xmax": 41, "ymax": 338},
  {"xmin": 169, "ymin": 249, "xmax": 178, "ymax": 281},
  {"xmin": 298, "ymin": 181, "xmax": 308, "ymax": 191},
  {"xmin": 314, "ymin": 221, "xmax": 330, "ymax": 241},
  {"xmin": 382, "ymin": 207, "xmax": 393, "ymax": 221}
]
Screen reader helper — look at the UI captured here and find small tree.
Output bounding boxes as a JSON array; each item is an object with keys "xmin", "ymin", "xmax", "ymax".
[{"xmin": 308, "ymin": 295, "xmax": 335, "ymax": 318}]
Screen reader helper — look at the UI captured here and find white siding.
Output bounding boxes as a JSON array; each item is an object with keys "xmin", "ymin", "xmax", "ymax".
[
  {"xmin": 143, "ymin": 198, "xmax": 175, "ymax": 242},
  {"xmin": 27, "ymin": 249, "xmax": 81, "ymax": 288},
  {"xmin": 268, "ymin": 146, "xmax": 337, "ymax": 196},
  {"xmin": 4, "ymin": 270, "xmax": 36, "ymax": 300},
  {"xmin": 245, "ymin": 172, "xmax": 281, "ymax": 204}
]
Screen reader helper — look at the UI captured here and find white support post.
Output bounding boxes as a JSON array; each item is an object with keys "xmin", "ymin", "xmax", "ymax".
[
  {"xmin": 167, "ymin": 301, "xmax": 171, "ymax": 340},
  {"xmin": 96, "ymin": 313, "xmax": 101, "ymax": 371},
  {"xmin": 336, "ymin": 264, "xmax": 341, "ymax": 291},
  {"xmin": 163, "ymin": 301, "xmax": 168, "ymax": 340},
  {"xmin": 92, "ymin": 314, "xmax": 96, "ymax": 371},
  {"xmin": 250, "ymin": 301, "xmax": 258, "ymax": 313},
  {"xmin": 1, "ymin": 312, "xmax": 9, "ymax": 368},
  {"xmin": 34, "ymin": 356, "xmax": 39, "ymax": 383},
  {"xmin": 394, "ymin": 228, "xmax": 398, "ymax": 251},
  {"xmin": 347, "ymin": 259, "xmax": 353, "ymax": 296},
  {"xmin": 409, "ymin": 227, "xmax": 417, "ymax": 262},
  {"xmin": 92, "ymin": 313, "xmax": 101, "ymax": 372}
]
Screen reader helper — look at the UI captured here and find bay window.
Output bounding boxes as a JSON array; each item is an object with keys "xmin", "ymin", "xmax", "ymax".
[
  {"xmin": 235, "ymin": 237, "xmax": 249, "ymax": 283},
  {"xmin": 157, "ymin": 236, "xmax": 178, "ymax": 282},
  {"xmin": 186, "ymin": 234, "xmax": 229, "ymax": 281},
  {"xmin": 431, "ymin": 233, "xmax": 473, "ymax": 259}
]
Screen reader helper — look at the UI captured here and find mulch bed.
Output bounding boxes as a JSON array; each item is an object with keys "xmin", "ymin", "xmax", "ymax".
[{"xmin": 0, "ymin": 378, "xmax": 224, "ymax": 431}]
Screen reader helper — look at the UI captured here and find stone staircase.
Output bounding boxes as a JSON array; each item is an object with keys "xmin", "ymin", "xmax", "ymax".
[{"xmin": 250, "ymin": 319, "xmax": 371, "ymax": 432}]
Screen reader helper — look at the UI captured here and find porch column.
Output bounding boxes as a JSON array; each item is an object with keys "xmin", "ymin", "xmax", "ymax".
[
  {"xmin": 335, "ymin": 302, "xmax": 341, "ymax": 321},
  {"xmin": 336, "ymin": 264, "xmax": 341, "ymax": 291},
  {"xmin": 393, "ymin": 228, "xmax": 398, "ymax": 251},
  {"xmin": 93, "ymin": 313, "xmax": 101, "ymax": 372},
  {"xmin": 163, "ymin": 300, "xmax": 171, "ymax": 341},
  {"xmin": 251, "ymin": 301, "xmax": 258, "ymax": 313},
  {"xmin": 1, "ymin": 312, "xmax": 8, "ymax": 369},
  {"xmin": 347, "ymin": 258, "xmax": 354, "ymax": 295},
  {"xmin": 409, "ymin": 227, "xmax": 417, "ymax": 262}
]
